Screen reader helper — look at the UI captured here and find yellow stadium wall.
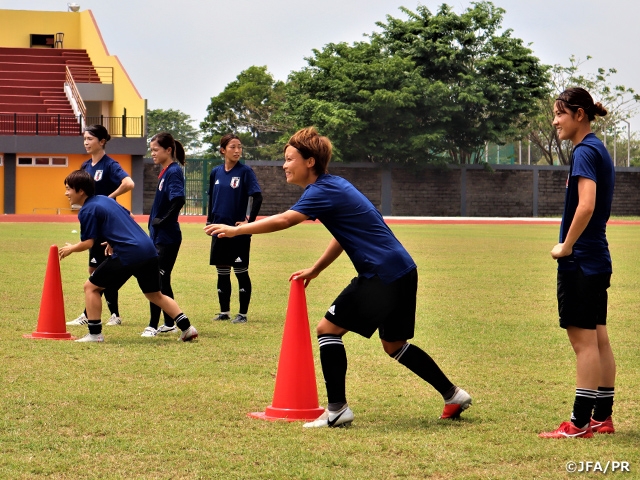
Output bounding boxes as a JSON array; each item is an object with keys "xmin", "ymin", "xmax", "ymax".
[
  {"xmin": 15, "ymin": 155, "xmax": 132, "ymax": 215},
  {"xmin": 0, "ymin": 9, "xmax": 144, "ymax": 120}
]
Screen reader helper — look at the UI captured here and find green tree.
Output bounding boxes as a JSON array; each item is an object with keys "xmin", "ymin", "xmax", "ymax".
[
  {"xmin": 146, "ymin": 108, "xmax": 202, "ymax": 154},
  {"xmin": 526, "ymin": 56, "xmax": 640, "ymax": 165},
  {"xmin": 374, "ymin": 2, "xmax": 549, "ymax": 164},
  {"xmin": 200, "ymin": 66, "xmax": 287, "ymax": 160}
]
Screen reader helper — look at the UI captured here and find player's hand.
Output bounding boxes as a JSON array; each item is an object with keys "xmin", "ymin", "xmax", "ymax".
[
  {"xmin": 101, "ymin": 242, "xmax": 113, "ymax": 256},
  {"xmin": 550, "ymin": 242, "xmax": 571, "ymax": 259},
  {"xmin": 235, "ymin": 220, "xmax": 248, "ymax": 226},
  {"xmin": 58, "ymin": 242, "xmax": 74, "ymax": 260},
  {"xmin": 204, "ymin": 224, "xmax": 237, "ymax": 238},
  {"xmin": 289, "ymin": 268, "xmax": 319, "ymax": 288}
]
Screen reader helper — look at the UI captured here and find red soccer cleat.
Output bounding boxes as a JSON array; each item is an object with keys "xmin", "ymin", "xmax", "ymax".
[
  {"xmin": 590, "ymin": 416, "xmax": 615, "ymax": 434},
  {"xmin": 538, "ymin": 421, "xmax": 593, "ymax": 439},
  {"xmin": 440, "ymin": 387, "xmax": 472, "ymax": 419}
]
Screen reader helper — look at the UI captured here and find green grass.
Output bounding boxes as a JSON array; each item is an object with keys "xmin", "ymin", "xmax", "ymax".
[{"xmin": 1, "ymin": 222, "xmax": 639, "ymax": 479}]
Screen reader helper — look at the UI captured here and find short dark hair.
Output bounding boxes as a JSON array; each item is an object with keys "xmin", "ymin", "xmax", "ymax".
[
  {"xmin": 555, "ymin": 87, "xmax": 607, "ymax": 122},
  {"xmin": 64, "ymin": 170, "xmax": 95, "ymax": 197},
  {"xmin": 150, "ymin": 132, "xmax": 186, "ymax": 165},
  {"xmin": 284, "ymin": 127, "xmax": 332, "ymax": 176}
]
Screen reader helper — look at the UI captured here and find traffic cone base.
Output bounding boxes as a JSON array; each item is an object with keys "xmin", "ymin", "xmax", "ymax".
[
  {"xmin": 248, "ymin": 405, "xmax": 325, "ymax": 422},
  {"xmin": 26, "ymin": 245, "xmax": 75, "ymax": 341},
  {"xmin": 250, "ymin": 279, "xmax": 324, "ymax": 422}
]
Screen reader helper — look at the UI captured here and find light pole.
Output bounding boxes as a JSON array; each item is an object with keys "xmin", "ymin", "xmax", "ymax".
[{"xmin": 620, "ymin": 119, "xmax": 631, "ymax": 167}]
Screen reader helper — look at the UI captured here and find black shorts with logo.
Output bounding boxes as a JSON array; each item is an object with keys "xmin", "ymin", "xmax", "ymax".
[
  {"xmin": 88, "ymin": 240, "xmax": 108, "ymax": 268},
  {"xmin": 557, "ymin": 268, "xmax": 610, "ymax": 330},
  {"xmin": 209, "ymin": 235, "xmax": 251, "ymax": 269},
  {"xmin": 89, "ymin": 256, "xmax": 161, "ymax": 294},
  {"xmin": 325, "ymin": 268, "xmax": 418, "ymax": 342}
]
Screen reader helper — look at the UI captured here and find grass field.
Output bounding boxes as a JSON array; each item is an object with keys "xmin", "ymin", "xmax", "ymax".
[{"xmin": 1, "ymin": 221, "xmax": 639, "ymax": 479}]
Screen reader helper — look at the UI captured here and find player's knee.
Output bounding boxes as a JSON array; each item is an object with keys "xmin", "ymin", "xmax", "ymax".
[
  {"xmin": 382, "ymin": 339, "xmax": 407, "ymax": 356},
  {"xmin": 83, "ymin": 280, "xmax": 100, "ymax": 294}
]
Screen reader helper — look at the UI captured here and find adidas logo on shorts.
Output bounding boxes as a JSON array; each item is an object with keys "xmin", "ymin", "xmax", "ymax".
[
  {"xmin": 90, "ymin": 257, "xmax": 97, "ymax": 264},
  {"xmin": 328, "ymin": 305, "xmax": 336, "ymax": 316},
  {"xmin": 235, "ymin": 257, "xmax": 242, "ymax": 263}
]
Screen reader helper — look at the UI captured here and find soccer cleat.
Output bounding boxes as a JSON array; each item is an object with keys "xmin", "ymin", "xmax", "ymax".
[
  {"xmin": 590, "ymin": 416, "xmax": 615, "ymax": 434},
  {"xmin": 232, "ymin": 314, "xmax": 248, "ymax": 324},
  {"xmin": 140, "ymin": 327, "xmax": 158, "ymax": 337},
  {"xmin": 157, "ymin": 324, "xmax": 178, "ymax": 333},
  {"xmin": 440, "ymin": 387, "xmax": 473, "ymax": 419},
  {"xmin": 106, "ymin": 314, "xmax": 122, "ymax": 326},
  {"xmin": 67, "ymin": 312, "xmax": 88, "ymax": 326},
  {"xmin": 538, "ymin": 421, "xmax": 593, "ymax": 439},
  {"xmin": 212, "ymin": 312, "xmax": 230, "ymax": 321},
  {"xmin": 179, "ymin": 325, "xmax": 198, "ymax": 342},
  {"xmin": 75, "ymin": 333, "xmax": 104, "ymax": 343},
  {"xmin": 303, "ymin": 406, "xmax": 354, "ymax": 428}
]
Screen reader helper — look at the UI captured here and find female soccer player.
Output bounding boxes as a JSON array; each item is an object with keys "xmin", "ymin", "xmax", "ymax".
[
  {"xmin": 207, "ymin": 134, "xmax": 262, "ymax": 324},
  {"xmin": 67, "ymin": 125, "xmax": 134, "ymax": 327},
  {"xmin": 539, "ymin": 88, "xmax": 616, "ymax": 439},
  {"xmin": 59, "ymin": 170, "xmax": 197, "ymax": 343},
  {"xmin": 205, "ymin": 127, "xmax": 471, "ymax": 427},
  {"xmin": 141, "ymin": 132, "xmax": 186, "ymax": 337}
]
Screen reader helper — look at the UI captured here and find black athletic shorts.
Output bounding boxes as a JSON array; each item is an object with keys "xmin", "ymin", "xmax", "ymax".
[
  {"xmin": 89, "ymin": 256, "xmax": 161, "ymax": 294},
  {"xmin": 209, "ymin": 235, "xmax": 251, "ymax": 269},
  {"xmin": 325, "ymin": 268, "xmax": 418, "ymax": 342},
  {"xmin": 557, "ymin": 268, "xmax": 610, "ymax": 330},
  {"xmin": 88, "ymin": 239, "xmax": 108, "ymax": 268}
]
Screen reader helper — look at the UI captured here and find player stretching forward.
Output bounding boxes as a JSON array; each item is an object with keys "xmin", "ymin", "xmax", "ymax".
[
  {"xmin": 59, "ymin": 170, "xmax": 198, "ymax": 343},
  {"xmin": 539, "ymin": 88, "xmax": 616, "ymax": 439},
  {"xmin": 205, "ymin": 127, "xmax": 471, "ymax": 427}
]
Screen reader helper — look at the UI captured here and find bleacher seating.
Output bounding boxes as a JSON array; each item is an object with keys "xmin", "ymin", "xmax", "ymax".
[{"xmin": 0, "ymin": 47, "xmax": 99, "ymax": 135}]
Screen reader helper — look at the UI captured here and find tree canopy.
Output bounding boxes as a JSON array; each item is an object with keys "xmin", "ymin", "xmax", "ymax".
[{"xmin": 146, "ymin": 108, "xmax": 201, "ymax": 154}]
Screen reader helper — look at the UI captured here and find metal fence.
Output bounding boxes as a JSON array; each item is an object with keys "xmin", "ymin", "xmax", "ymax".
[
  {"xmin": 0, "ymin": 113, "xmax": 144, "ymax": 137},
  {"xmin": 182, "ymin": 158, "xmax": 223, "ymax": 215}
]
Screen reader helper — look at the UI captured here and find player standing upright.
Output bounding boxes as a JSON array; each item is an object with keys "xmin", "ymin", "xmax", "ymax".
[
  {"xmin": 207, "ymin": 134, "xmax": 262, "ymax": 324},
  {"xmin": 141, "ymin": 132, "xmax": 186, "ymax": 337},
  {"xmin": 205, "ymin": 127, "xmax": 472, "ymax": 427},
  {"xmin": 67, "ymin": 125, "xmax": 134, "ymax": 327},
  {"xmin": 539, "ymin": 88, "xmax": 616, "ymax": 439}
]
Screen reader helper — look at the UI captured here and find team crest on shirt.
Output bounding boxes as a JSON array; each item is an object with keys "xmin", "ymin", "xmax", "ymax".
[
  {"xmin": 94, "ymin": 170, "xmax": 103, "ymax": 181},
  {"xmin": 159, "ymin": 178, "xmax": 164, "ymax": 191},
  {"xmin": 230, "ymin": 177, "xmax": 240, "ymax": 188}
]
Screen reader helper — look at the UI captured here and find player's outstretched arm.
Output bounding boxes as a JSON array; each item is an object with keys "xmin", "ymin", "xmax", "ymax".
[
  {"xmin": 204, "ymin": 210, "xmax": 308, "ymax": 238},
  {"xmin": 59, "ymin": 239, "xmax": 94, "ymax": 260},
  {"xmin": 289, "ymin": 238, "xmax": 344, "ymax": 287}
]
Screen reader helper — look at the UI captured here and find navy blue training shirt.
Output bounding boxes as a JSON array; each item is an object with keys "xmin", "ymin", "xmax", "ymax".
[
  {"xmin": 81, "ymin": 154, "xmax": 129, "ymax": 196},
  {"xmin": 149, "ymin": 162, "xmax": 185, "ymax": 245},
  {"xmin": 79, "ymin": 195, "xmax": 157, "ymax": 266},
  {"xmin": 558, "ymin": 133, "xmax": 615, "ymax": 275},
  {"xmin": 290, "ymin": 174, "xmax": 416, "ymax": 284},
  {"xmin": 207, "ymin": 162, "xmax": 261, "ymax": 226}
]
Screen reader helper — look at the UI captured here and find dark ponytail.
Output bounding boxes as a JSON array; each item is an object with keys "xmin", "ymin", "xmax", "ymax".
[
  {"xmin": 150, "ymin": 132, "xmax": 185, "ymax": 165},
  {"xmin": 556, "ymin": 87, "xmax": 607, "ymax": 121}
]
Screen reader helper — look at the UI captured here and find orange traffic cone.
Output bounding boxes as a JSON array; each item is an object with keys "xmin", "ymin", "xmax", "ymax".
[
  {"xmin": 24, "ymin": 245, "xmax": 75, "ymax": 340},
  {"xmin": 249, "ymin": 279, "xmax": 324, "ymax": 421}
]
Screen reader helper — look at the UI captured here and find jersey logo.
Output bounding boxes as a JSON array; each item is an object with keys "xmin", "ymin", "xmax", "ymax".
[
  {"xmin": 230, "ymin": 177, "xmax": 240, "ymax": 189},
  {"xmin": 235, "ymin": 257, "xmax": 242, "ymax": 263},
  {"xmin": 90, "ymin": 257, "xmax": 97, "ymax": 264},
  {"xmin": 159, "ymin": 178, "xmax": 164, "ymax": 191},
  {"xmin": 94, "ymin": 170, "xmax": 104, "ymax": 181},
  {"xmin": 328, "ymin": 305, "xmax": 336, "ymax": 316}
]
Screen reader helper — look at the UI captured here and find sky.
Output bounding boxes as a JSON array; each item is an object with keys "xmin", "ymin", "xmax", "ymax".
[{"xmin": 2, "ymin": 0, "xmax": 640, "ymax": 130}]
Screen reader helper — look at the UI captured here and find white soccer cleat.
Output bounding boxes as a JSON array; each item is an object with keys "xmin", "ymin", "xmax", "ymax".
[
  {"xmin": 179, "ymin": 325, "xmax": 198, "ymax": 342},
  {"xmin": 75, "ymin": 333, "xmax": 104, "ymax": 343},
  {"xmin": 157, "ymin": 324, "xmax": 178, "ymax": 333},
  {"xmin": 303, "ymin": 406, "xmax": 354, "ymax": 428},
  {"xmin": 67, "ymin": 312, "xmax": 88, "ymax": 326},
  {"xmin": 106, "ymin": 314, "xmax": 122, "ymax": 326},
  {"xmin": 140, "ymin": 327, "xmax": 158, "ymax": 337}
]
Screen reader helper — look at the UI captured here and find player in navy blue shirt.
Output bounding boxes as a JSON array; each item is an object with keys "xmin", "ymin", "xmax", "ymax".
[
  {"xmin": 58, "ymin": 170, "xmax": 197, "ymax": 343},
  {"xmin": 540, "ymin": 88, "xmax": 616, "ymax": 439},
  {"xmin": 207, "ymin": 134, "xmax": 262, "ymax": 324},
  {"xmin": 205, "ymin": 127, "xmax": 471, "ymax": 427},
  {"xmin": 142, "ymin": 132, "xmax": 187, "ymax": 337},
  {"xmin": 67, "ymin": 125, "xmax": 134, "ymax": 328}
]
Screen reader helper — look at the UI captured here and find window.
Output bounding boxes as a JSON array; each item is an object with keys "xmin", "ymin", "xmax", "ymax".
[{"xmin": 17, "ymin": 156, "xmax": 68, "ymax": 167}]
